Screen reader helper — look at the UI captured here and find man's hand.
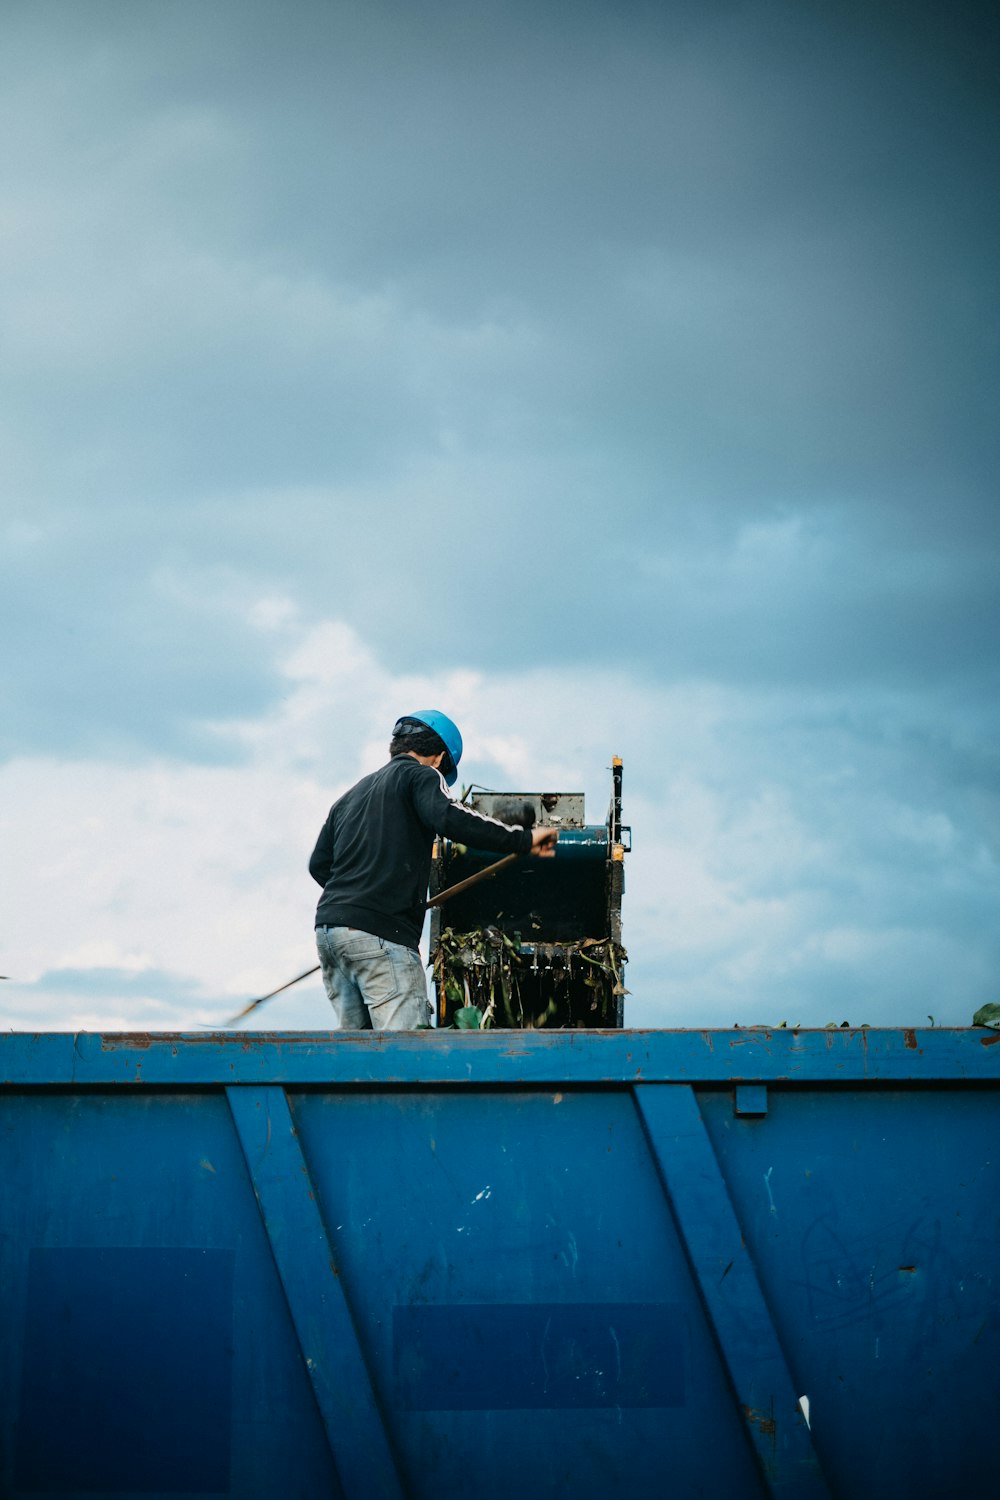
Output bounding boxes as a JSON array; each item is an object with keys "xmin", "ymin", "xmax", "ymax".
[{"xmin": 530, "ymin": 827, "xmax": 559, "ymax": 857}]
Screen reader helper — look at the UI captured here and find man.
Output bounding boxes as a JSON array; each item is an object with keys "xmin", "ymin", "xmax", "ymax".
[{"xmin": 309, "ymin": 710, "xmax": 557, "ymax": 1029}]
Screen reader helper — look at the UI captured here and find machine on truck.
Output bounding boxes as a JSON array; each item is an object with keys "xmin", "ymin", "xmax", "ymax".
[{"xmin": 429, "ymin": 757, "xmax": 629, "ymax": 1027}]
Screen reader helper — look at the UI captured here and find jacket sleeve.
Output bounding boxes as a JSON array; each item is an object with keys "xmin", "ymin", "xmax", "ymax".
[
  {"xmin": 309, "ymin": 813, "xmax": 335, "ymax": 887},
  {"xmin": 409, "ymin": 764, "xmax": 534, "ymax": 855}
]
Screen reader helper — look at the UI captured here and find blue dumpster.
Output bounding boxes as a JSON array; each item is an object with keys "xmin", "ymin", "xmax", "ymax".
[{"xmin": 1, "ymin": 1027, "xmax": 997, "ymax": 1498}]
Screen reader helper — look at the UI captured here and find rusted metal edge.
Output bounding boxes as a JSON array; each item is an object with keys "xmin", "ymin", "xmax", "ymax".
[{"xmin": 0, "ymin": 1028, "xmax": 998, "ymax": 1089}]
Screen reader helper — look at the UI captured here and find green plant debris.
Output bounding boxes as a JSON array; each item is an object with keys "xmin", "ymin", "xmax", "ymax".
[
  {"xmin": 453, "ymin": 1005, "xmax": 482, "ymax": 1030},
  {"xmin": 973, "ymin": 1002, "xmax": 1000, "ymax": 1029},
  {"xmin": 433, "ymin": 925, "xmax": 628, "ymax": 1029}
]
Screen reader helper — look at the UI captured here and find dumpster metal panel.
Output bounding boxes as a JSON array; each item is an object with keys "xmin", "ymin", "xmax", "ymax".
[
  {"xmin": 0, "ymin": 1090, "xmax": 343, "ymax": 1499},
  {"xmin": 288, "ymin": 1085, "xmax": 765, "ymax": 1498},
  {"xmin": 1, "ymin": 1028, "xmax": 997, "ymax": 1499},
  {"xmin": 17, "ymin": 1245, "xmax": 235, "ymax": 1493},
  {"xmin": 697, "ymin": 1084, "xmax": 1000, "ymax": 1500}
]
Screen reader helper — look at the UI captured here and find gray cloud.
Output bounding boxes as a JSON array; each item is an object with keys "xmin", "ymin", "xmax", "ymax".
[
  {"xmin": 1, "ymin": 0, "xmax": 997, "ymax": 1029},
  {"xmin": 0, "ymin": 534, "xmax": 285, "ymax": 760},
  {"xmin": 12, "ymin": 966, "xmax": 202, "ymax": 1001}
]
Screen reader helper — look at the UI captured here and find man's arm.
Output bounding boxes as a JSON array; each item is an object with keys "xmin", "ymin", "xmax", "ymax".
[
  {"xmin": 409, "ymin": 762, "xmax": 544, "ymax": 855},
  {"xmin": 309, "ymin": 814, "xmax": 335, "ymax": 887}
]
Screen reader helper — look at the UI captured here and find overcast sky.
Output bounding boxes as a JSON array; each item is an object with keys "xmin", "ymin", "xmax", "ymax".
[{"xmin": 2, "ymin": 0, "xmax": 997, "ymax": 1032}]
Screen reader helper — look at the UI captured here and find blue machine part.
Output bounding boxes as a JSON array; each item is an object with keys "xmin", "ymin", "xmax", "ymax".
[
  {"xmin": 0, "ymin": 1027, "xmax": 997, "ymax": 1499},
  {"xmin": 446, "ymin": 826, "xmax": 612, "ymax": 860}
]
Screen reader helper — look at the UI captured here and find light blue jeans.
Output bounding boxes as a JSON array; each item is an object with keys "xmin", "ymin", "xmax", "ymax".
[{"xmin": 315, "ymin": 926, "xmax": 432, "ymax": 1030}]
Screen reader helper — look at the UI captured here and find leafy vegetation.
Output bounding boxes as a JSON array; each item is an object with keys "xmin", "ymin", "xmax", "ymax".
[{"xmin": 433, "ymin": 925, "xmax": 627, "ymax": 1029}]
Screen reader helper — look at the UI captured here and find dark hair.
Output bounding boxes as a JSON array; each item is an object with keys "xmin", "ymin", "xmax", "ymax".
[
  {"xmin": 389, "ymin": 718, "xmax": 451, "ymax": 772},
  {"xmin": 390, "ymin": 727, "xmax": 445, "ymax": 758}
]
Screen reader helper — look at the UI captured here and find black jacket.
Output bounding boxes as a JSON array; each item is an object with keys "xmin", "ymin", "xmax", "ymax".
[{"xmin": 309, "ymin": 755, "xmax": 534, "ymax": 949}]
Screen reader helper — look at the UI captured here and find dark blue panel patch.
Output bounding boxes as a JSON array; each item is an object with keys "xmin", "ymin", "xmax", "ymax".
[
  {"xmin": 394, "ymin": 1303, "xmax": 683, "ymax": 1410},
  {"xmin": 16, "ymin": 1246, "xmax": 234, "ymax": 1493}
]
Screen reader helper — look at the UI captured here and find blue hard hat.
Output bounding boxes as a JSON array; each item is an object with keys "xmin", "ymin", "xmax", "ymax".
[{"xmin": 394, "ymin": 709, "xmax": 463, "ymax": 787}]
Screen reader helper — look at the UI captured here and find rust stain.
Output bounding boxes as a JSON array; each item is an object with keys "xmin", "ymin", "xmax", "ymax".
[
  {"xmin": 898, "ymin": 1265, "xmax": 917, "ymax": 1273},
  {"xmin": 98, "ymin": 1030, "xmax": 338, "ymax": 1051},
  {"xmin": 903, "ymin": 1029, "xmax": 918, "ymax": 1050},
  {"xmin": 100, "ymin": 1032, "xmax": 157, "ymax": 1050},
  {"xmin": 742, "ymin": 1405, "xmax": 777, "ymax": 1440},
  {"xmin": 981, "ymin": 1033, "xmax": 1000, "ymax": 1047}
]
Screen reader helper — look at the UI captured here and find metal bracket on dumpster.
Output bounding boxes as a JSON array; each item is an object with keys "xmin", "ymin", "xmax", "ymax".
[
  {"xmin": 735, "ymin": 1084, "xmax": 768, "ymax": 1117},
  {"xmin": 227, "ymin": 1086, "xmax": 405, "ymax": 1500},
  {"xmin": 634, "ymin": 1083, "xmax": 831, "ymax": 1499}
]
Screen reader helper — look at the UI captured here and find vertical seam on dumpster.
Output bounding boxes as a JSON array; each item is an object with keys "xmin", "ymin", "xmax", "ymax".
[
  {"xmin": 227, "ymin": 1084, "xmax": 406, "ymax": 1500},
  {"xmin": 632, "ymin": 1082, "xmax": 833, "ymax": 1500}
]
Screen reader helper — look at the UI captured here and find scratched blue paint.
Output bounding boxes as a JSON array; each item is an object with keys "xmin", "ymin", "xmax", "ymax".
[
  {"xmin": 290, "ymin": 1086, "xmax": 763, "ymax": 1499},
  {"xmin": 393, "ymin": 1302, "xmax": 684, "ymax": 1409},
  {"xmin": 0, "ymin": 1031, "xmax": 997, "ymax": 1499},
  {"xmin": 2, "ymin": 1026, "xmax": 998, "ymax": 1088},
  {"xmin": 698, "ymin": 1086, "xmax": 1000, "ymax": 1500}
]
